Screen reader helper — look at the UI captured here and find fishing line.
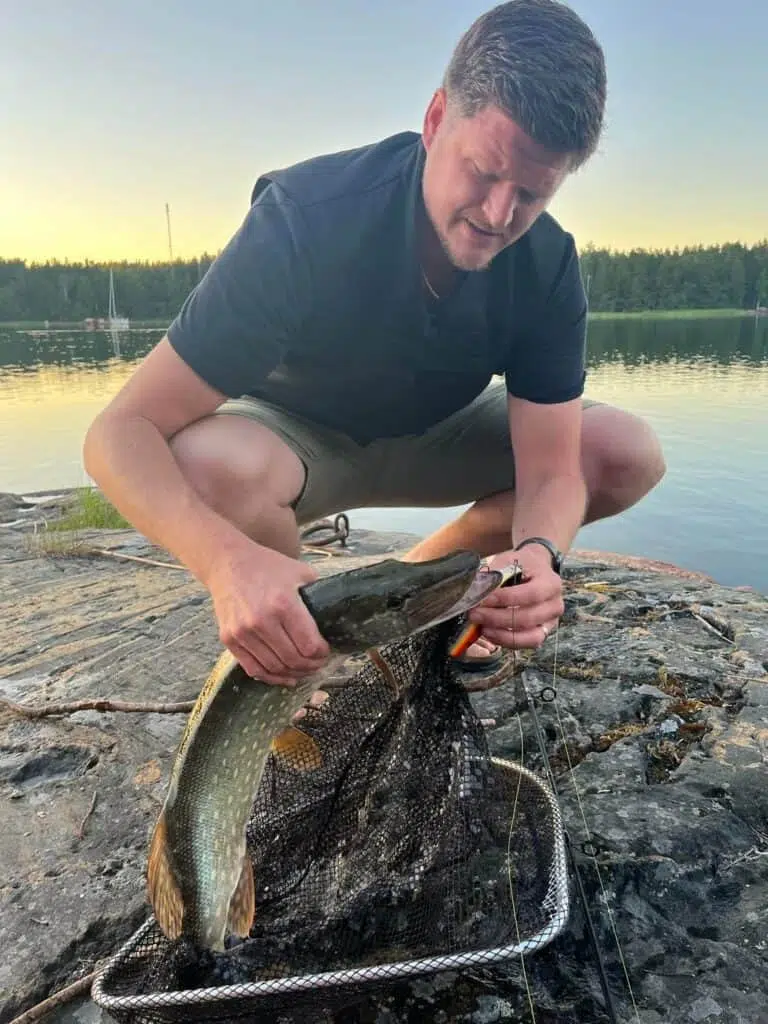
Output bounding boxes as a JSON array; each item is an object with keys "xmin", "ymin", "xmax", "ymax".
[
  {"xmin": 505, "ymin": 585, "xmax": 538, "ymax": 1023},
  {"xmin": 514, "ymin": 602, "xmax": 644, "ymax": 1023},
  {"xmin": 521, "ymin": 673, "xmax": 622, "ymax": 1023},
  {"xmin": 542, "ymin": 620, "xmax": 642, "ymax": 1023},
  {"xmin": 499, "ymin": 557, "xmax": 642, "ymax": 1023}
]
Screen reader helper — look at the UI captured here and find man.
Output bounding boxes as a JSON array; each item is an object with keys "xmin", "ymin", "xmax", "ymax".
[{"xmin": 84, "ymin": 0, "xmax": 665, "ymax": 689}]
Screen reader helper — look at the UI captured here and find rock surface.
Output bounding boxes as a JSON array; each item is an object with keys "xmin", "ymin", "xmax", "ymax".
[{"xmin": 0, "ymin": 493, "xmax": 766, "ymax": 1023}]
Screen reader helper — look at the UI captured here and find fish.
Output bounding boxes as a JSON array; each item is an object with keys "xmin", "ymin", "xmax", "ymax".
[{"xmin": 146, "ymin": 549, "xmax": 510, "ymax": 953}]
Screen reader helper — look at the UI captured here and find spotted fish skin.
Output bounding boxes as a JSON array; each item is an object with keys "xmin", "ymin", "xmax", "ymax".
[{"xmin": 147, "ymin": 550, "xmax": 483, "ymax": 952}]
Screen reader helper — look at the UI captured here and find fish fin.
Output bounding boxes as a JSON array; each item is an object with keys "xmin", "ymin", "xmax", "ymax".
[
  {"xmin": 366, "ymin": 647, "xmax": 400, "ymax": 697},
  {"xmin": 270, "ymin": 725, "xmax": 323, "ymax": 771},
  {"xmin": 146, "ymin": 811, "xmax": 184, "ymax": 941},
  {"xmin": 227, "ymin": 853, "xmax": 256, "ymax": 938}
]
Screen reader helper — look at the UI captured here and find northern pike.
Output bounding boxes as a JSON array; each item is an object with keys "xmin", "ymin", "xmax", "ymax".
[{"xmin": 147, "ymin": 550, "xmax": 512, "ymax": 952}]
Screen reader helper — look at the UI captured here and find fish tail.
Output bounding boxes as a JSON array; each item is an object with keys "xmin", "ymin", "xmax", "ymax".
[{"xmin": 147, "ymin": 810, "xmax": 185, "ymax": 940}]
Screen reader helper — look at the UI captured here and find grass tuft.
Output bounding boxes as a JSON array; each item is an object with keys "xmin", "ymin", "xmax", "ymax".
[{"xmin": 48, "ymin": 487, "xmax": 131, "ymax": 532}]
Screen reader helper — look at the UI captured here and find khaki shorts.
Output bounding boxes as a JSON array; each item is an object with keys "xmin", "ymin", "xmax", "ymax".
[{"xmin": 217, "ymin": 378, "xmax": 598, "ymax": 526}]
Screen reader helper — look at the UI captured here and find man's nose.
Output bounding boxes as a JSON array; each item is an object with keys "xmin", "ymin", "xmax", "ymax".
[{"xmin": 482, "ymin": 183, "xmax": 517, "ymax": 231}]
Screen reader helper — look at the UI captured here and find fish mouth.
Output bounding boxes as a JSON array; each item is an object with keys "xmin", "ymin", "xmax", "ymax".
[
  {"xmin": 409, "ymin": 562, "xmax": 518, "ymax": 633},
  {"xmin": 401, "ymin": 551, "xmax": 515, "ymax": 633}
]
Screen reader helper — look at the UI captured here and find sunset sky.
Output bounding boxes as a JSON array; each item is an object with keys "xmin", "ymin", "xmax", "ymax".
[{"xmin": 3, "ymin": 0, "xmax": 766, "ymax": 263}]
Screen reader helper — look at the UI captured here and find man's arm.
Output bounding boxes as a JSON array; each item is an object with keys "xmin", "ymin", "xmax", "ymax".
[
  {"xmin": 506, "ymin": 391, "xmax": 587, "ymax": 553},
  {"xmin": 466, "ymin": 393, "xmax": 586, "ymax": 649},
  {"xmin": 83, "ymin": 188, "xmax": 333, "ymax": 684},
  {"xmin": 83, "ymin": 337, "xmax": 330, "ymax": 684},
  {"xmin": 85, "ymin": 183, "xmax": 309, "ymax": 576},
  {"xmin": 83, "ymin": 336, "xmax": 250, "ymax": 586}
]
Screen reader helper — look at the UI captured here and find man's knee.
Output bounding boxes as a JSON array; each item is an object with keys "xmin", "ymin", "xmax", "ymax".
[
  {"xmin": 169, "ymin": 414, "xmax": 306, "ymax": 520},
  {"xmin": 582, "ymin": 405, "xmax": 666, "ymax": 510}
]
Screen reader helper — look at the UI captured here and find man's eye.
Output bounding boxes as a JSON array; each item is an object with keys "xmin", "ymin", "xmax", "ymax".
[{"xmin": 472, "ymin": 162, "xmax": 496, "ymax": 183}]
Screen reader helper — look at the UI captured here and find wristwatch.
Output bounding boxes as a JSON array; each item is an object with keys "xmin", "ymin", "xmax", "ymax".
[{"xmin": 514, "ymin": 536, "xmax": 564, "ymax": 575}]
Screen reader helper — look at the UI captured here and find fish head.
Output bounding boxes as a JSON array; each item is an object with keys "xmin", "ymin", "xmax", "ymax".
[{"xmin": 303, "ymin": 549, "xmax": 483, "ymax": 652}]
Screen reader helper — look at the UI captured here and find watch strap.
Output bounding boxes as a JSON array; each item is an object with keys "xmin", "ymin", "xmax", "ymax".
[{"xmin": 514, "ymin": 536, "xmax": 563, "ymax": 574}]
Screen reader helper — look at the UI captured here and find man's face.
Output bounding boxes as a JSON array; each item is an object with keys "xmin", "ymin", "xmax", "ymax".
[{"xmin": 421, "ymin": 90, "xmax": 572, "ymax": 272}]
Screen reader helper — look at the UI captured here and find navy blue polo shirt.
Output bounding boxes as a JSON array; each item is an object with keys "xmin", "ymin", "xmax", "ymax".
[{"xmin": 167, "ymin": 131, "xmax": 587, "ymax": 445}]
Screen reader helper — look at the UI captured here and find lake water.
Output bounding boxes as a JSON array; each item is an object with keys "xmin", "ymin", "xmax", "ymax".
[{"xmin": 1, "ymin": 315, "xmax": 766, "ymax": 594}]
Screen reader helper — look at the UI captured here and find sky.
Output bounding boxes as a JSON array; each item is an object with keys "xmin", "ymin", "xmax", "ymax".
[{"xmin": 2, "ymin": 0, "xmax": 766, "ymax": 263}]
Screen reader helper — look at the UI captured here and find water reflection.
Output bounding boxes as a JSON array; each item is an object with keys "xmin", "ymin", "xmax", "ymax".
[
  {"xmin": 0, "ymin": 326, "xmax": 159, "ymax": 372},
  {"xmin": 586, "ymin": 313, "xmax": 768, "ymax": 368},
  {"xmin": 1, "ymin": 318, "xmax": 766, "ymax": 592},
  {"xmin": 2, "ymin": 314, "xmax": 767, "ymax": 375}
]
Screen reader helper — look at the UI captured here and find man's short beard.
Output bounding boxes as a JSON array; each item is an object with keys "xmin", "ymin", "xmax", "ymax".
[{"xmin": 437, "ymin": 225, "xmax": 496, "ymax": 273}]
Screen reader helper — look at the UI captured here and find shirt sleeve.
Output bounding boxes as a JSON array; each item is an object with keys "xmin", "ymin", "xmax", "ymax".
[
  {"xmin": 166, "ymin": 183, "xmax": 312, "ymax": 397},
  {"xmin": 504, "ymin": 230, "xmax": 587, "ymax": 404}
]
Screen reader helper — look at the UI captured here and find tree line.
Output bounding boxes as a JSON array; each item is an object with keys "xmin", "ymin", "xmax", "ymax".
[
  {"xmin": 1, "ymin": 241, "xmax": 767, "ymax": 322},
  {"xmin": 579, "ymin": 241, "xmax": 768, "ymax": 313}
]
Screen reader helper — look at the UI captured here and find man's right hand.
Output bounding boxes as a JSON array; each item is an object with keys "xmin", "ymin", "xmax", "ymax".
[{"xmin": 207, "ymin": 542, "xmax": 332, "ymax": 685}]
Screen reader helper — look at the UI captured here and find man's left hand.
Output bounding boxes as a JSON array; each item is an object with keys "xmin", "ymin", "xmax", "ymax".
[{"xmin": 467, "ymin": 545, "xmax": 564, "ymax": 650}]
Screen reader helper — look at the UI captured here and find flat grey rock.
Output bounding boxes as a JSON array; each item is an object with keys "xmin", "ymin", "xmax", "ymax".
[{"xmin": 0, "ymin": 506, "xmax": 766, "ymax": 1023}]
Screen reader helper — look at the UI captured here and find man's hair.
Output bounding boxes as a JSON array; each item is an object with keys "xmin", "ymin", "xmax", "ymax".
[{"xmin": 443, "ymin": 0, "xmax": 607, "ymax": 167}]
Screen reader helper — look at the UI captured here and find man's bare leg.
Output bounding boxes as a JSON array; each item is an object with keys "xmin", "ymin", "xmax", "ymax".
[
  {"xmin": 168, "ymin": 414, "xmax": 307, "ymax": 557},
  {"xmin": 402, "ymin": 406, "xmax": 666, "ymax": 659}
]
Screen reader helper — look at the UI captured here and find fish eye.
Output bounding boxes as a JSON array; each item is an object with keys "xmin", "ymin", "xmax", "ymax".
[{"xmin": 386, "ymin": 594, "xmax": 406, "ymax": 610}]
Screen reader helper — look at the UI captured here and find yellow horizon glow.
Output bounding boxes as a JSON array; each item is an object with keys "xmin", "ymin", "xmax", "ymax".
[
  {"xmin": 3, "ymin": 165, "xmax": 766, "ymax": 265},
  {"xmin": 4, "ymin": 219, "xmax": 766, "ymax": 265}
]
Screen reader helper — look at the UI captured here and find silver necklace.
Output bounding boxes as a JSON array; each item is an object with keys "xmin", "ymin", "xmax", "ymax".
[{"xmin": 421, "ymin": 268, "xmax": 440, "ymax": 301}]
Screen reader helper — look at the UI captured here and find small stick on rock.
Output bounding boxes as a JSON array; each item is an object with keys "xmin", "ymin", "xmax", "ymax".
[
  {"xmin": 663, "ymin": 605, "xmax": 736, "ymax": 644},
  {"xmin": 301, "ymin": 544, "xmax": 341, "ymax": 558},
  {"xmin": 92, "ymin": 548, "xmax": 186, "ymax": 570},
  {"xmin": 690, "ymin": 604, "xmax": 736, "ymax": 643},
  {"xmin": 0, "ymin": 697, "xmax": 195, "ymax": 719},
  {"xmin": 76, "ymin": 790, "xmax": 98, "ymax": 840},
  {"xmin": 7, "ymin": 971, "xmax": 96, "ymax": 1024}
]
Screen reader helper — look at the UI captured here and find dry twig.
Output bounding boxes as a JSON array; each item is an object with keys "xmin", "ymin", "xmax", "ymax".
[
  {"xmin": 0, "ymin": 697, "xmax": 194, "ymax": 719},
  {"xmin": 7, "ymin": 971, "xmax": 96, "ymax": 1024},
  {"xmin": 76, "ymin": 791, "xmax": 98, "ymax": 839},
  {"xmin": 91, "ymin": 548, "xmax": 185, "ymax": 570}
]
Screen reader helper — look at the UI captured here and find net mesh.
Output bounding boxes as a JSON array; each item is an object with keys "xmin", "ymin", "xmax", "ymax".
[{"xmin": 92, "ymin": 618, "xmax": 569, "ymax": 1022}]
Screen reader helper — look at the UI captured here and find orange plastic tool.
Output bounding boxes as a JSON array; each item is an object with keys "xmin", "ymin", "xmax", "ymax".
[{"xmin": 449, "ymin": 561, "xmax": 524, "ymax": 658}]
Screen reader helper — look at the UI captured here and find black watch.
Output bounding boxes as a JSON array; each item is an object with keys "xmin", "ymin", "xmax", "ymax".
[{"xmin": 514, "ymin": 537, "xmax": 563, "ymax": 575}]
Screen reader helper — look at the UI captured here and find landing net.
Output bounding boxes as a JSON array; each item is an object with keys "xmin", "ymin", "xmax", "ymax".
[{"xmin": 92, "ymin": 618, "xmax": 569, "ymax": 1022}]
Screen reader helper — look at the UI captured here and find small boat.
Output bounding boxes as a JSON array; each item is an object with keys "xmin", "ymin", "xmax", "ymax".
[{"xmin": 84, "ymin": 269, "xmax": 130, "ymax": 331}]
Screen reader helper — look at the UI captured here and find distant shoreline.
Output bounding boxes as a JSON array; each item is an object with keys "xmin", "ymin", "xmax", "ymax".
[
  {"xmin": 588, "ymin": 308, "xmax": 760, "ymax": 320},
  {"xmin": 0, "ymin": 308, "xmax": 763, "ymax": 330}
]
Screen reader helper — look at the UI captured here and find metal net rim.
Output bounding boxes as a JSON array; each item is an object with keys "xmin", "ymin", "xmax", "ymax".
[{"xmin": 92, "ymin": 758, "xmax": 570, "ymax": 1011}]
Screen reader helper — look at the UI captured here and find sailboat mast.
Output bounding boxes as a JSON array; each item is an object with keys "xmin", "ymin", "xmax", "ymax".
[{"xmin": 166, "ymin": 203, "xmax": 174, "ymax": 261}]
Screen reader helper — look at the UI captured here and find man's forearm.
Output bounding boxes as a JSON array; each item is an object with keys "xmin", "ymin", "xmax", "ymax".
[
  {"xmin": 511, "ymin": 471, "xmax": 588, "ymax": 554},
  {"xmin": 83, "ymin": 412, "xmax": 253, "ymax": 586}
]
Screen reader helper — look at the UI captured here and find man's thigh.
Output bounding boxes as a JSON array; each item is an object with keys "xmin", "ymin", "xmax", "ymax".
[
  {"xmin": 365, "ymin": 380, "xmax": 603, "ymax": 509},
  {"xmin": 217, "ymin": 383, "xmax": 601, "ymax": 523},
  {"xmin": 364, "ymin": 378, "xmax": 516, "ymax": 508},
  {"xmin": 215, "ymin": 384, "xmax": 517, "ymax": 523}
]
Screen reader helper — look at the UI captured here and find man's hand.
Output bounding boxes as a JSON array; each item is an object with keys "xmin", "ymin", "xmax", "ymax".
[
  {"xmin": 466, "ymin": 544, "xmax": 564, "ymax": 650},
  {"xmin": 206, "ymin": 542, "xmax": 332, "ymax": 685}
]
